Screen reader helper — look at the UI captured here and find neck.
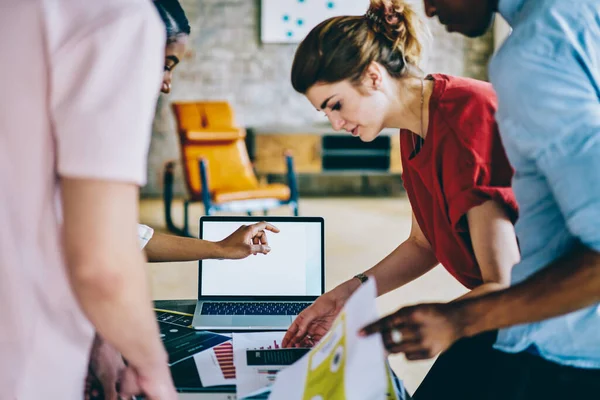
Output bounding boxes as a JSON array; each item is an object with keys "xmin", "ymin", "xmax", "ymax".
[{"xmin": 383, "ymin": 75, "xmax": 433, "ymax": 139}]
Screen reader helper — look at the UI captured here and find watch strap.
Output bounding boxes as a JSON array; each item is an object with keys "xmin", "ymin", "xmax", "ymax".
[{"xmin": 353, "ymin": 273, "xmax": 369, "ymax": 284}]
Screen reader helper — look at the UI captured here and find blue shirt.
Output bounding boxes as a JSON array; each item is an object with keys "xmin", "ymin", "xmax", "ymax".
[{"xmin": 490, "ymin": 0, "xmax": 600, "ymax": 368}]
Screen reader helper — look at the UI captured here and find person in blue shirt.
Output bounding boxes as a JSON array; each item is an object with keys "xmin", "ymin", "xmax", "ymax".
[{"xmin": 360, "ymin": 0, "xmax": 600, "ymax": 398}]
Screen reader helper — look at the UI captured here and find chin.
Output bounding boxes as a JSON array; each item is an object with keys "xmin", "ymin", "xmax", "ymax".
[
  {"xmin": 358, "ymin": 130, "xmax": 379, "ymax": 143},
  {"xmin": 464, "ymin": 14, "xmax": 495, "ymax": 37},
  {"xmin": 463, "ymin": 25, "xmax": 490, "ymax": 37}
]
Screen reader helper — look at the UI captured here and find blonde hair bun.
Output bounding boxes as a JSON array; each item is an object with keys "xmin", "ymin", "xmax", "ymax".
[{"xmin": 366, "ymin": 0, "xmax": 427, "ymax": 66}]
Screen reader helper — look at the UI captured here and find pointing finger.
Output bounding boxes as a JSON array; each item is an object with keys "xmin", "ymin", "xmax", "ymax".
[{"xmin": 249, "ymin": 222, "xmax": 280, "ymax": 235}]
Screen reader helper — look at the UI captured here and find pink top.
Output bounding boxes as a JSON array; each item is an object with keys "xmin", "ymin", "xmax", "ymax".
[{"xmin": 0, "ymin": 0, "xmax": 164, "ymax": 398}]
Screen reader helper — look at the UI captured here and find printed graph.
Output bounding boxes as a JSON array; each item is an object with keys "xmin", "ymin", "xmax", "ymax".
[
  {"xmin": 213, "ymin": 341, "xmax": 236, "ymax": 379},
  {"xmin": 257, "ymin": 340, "xmax": 282, "ymax": 350}
]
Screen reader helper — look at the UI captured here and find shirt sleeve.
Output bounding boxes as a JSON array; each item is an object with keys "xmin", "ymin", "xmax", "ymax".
[
  {"xmin": 502, "ymin": 23, "xmax": 600, "ymax": 251},
  {"xmin": 445, "ymin": 162, "xmax": 518, "ymax": 233},
  {"xmin": 50, "ymin": 4, "xmax": 165, "ymax": 185},
  {"xmin": 440, "ymin": 85, "xmax": 519, "ymax": 232},
  {"xmin": 137, "ymin": 224, "xmax": 154, "ymax": 249}
]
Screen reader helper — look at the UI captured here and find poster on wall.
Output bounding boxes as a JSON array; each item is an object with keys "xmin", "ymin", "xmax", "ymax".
[{"xmin": 261, "ymin": 0, "xmax": 368, "ymax": 43}]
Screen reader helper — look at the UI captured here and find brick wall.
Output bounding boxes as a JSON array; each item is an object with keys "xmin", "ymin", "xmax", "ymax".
[{"xmin": 142, "ymin": 0, "xmax": 494, "ymax": 196}]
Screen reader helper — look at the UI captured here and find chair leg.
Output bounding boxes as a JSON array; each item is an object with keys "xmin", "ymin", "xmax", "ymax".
[
  {"xmin": 183, "ymin": 200, "xmax": 191, "ymax": 237},
  {"xmin": 199, "ymin": 158, "xmax": 216, "ymax": 219},
  {"xmin": 163, "ymin": 161, "xmax": 186, "ymax": 236},
  {"xmin": 285, "ymin": 153, "xmax": 300, "ymax": 217},
  {"xmin": 163, "ymin": 161, "xmax": 176, "ymax": 232}
]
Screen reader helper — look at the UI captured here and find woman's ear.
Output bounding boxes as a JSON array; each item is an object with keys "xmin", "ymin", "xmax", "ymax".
[{"xmin": 362, "ymin": 61, "xmax": 384, "ymax": 91}]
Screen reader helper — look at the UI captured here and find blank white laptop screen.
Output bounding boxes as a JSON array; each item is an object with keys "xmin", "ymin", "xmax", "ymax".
[{"xmin": 200, "ymin": 221, "xmax": 322, "ymax": 296}]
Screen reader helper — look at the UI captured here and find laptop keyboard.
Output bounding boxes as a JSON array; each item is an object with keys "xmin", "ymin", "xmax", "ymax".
[{"xmin": 200, "ymin": 302, "xmax": 312, "ymax": 316}]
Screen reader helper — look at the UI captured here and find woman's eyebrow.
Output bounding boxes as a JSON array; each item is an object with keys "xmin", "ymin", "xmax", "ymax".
[{"xmin": 319, "ymin": 95, "xmax": 336, "ymax": 111}]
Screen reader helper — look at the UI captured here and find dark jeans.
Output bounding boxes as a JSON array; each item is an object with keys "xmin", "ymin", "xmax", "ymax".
[{"xmin": 413, "ymin": 331, "xmax": 600, "ymax": 400}]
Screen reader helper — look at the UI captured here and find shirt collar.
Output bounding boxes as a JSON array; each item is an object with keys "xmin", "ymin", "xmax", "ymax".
[{"xmin": 497, "ymin": 0, "xmax": 527, "ymax": 25}]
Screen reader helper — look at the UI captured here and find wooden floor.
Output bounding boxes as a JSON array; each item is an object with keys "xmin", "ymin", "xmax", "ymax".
[{"xmin": 140, "ymin": 197, "xmax": 467, "ymax": 394}]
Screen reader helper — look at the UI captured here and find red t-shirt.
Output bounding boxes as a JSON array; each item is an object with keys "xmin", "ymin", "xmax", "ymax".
[{"xmin": 400, "ymin": 74, "xmax": 518, "ymax": 289}]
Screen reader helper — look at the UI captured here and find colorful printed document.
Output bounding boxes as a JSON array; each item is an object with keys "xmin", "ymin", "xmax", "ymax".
[
  {"xmin": 232, "ymin": 332, "xmax": 287, "ymax": 399},
  {"xmin": 268, "ymin": 279, "xmax": 391, "ymax": 400},
  {"xmin": 156, "ymin": 309, "xmax": 230, "ymax": 366},
  {"xmin": 194, "ymin": 340, "xmax": 237, "ymax": 387}
]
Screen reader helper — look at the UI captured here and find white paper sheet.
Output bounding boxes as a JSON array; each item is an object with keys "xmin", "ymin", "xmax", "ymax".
[
  {"xmin": 232, "ymin": 332, "xmax": 287, "ymax": 399},
  {"xmin": 268, "ymin": 279, "xmax": 390, "ymax": 400}
]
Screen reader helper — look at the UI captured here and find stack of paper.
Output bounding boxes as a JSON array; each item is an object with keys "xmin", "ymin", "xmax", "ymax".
[
  {"xmin": 232, "ymin": 332, "xmax": 288, "ymax": 398},
  {"xmin": 194, "ymin": 331, "xmax": 289, "ymax": 398}
]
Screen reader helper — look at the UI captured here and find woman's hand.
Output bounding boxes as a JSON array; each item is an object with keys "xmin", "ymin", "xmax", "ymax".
[{"xmin": 282, "ymin": 280, "xmax": 360, "ymax": 348}]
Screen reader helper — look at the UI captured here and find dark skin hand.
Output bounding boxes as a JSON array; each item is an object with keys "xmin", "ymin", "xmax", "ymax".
[
  {"xmin": 360, "ymin": 302, "xmax": 463, "ymax": 361},
  {"xmin": 217, "ymin": 222, "xmax": 280, "ymax": 258},
  {"xmin": 145, "ymin": 222, "xmax": 280, "ymax": 262},
  {"xmin": 360, "ymin": 243, "xmax": 600, "ymax": 360}
]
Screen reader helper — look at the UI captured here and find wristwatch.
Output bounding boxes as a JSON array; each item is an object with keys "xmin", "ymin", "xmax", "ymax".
[{"xmin": 353, "ymin": 273, "xmax": 369, "ymax": 284}]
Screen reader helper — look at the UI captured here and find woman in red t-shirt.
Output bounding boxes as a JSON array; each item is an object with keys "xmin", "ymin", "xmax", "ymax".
[{"xmin": 282, "ymin": 0, "xmax": 519, "ymax": 359}]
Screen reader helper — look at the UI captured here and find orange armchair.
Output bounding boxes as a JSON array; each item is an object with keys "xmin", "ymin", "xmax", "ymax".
[{"xmin": 164, "ymin": 101, "xmax": 299, "ymax": 236}]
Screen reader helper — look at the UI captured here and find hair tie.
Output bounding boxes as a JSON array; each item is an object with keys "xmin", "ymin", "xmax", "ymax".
[{"xmin": 364, "ymin": 10, "xmax": 382, "ymax": 25}]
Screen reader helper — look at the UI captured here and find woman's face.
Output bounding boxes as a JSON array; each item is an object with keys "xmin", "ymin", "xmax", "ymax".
[
  {"xmin": 161, "ymin": 35, "xmax": 188, "ymax": 94},
  {"xmin": 305, "ymin": 79, "xmax": 387, "ymax": 142}
]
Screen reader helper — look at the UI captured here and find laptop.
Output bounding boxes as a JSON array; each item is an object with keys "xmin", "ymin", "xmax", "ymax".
[{"xmin": 192, "ymin": 216, "xmax": 325, "ymax": 330}]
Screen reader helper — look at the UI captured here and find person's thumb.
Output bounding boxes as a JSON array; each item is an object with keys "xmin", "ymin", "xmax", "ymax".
[{"xmin": 250, "ymin": 244, "xmax": 271, "ymax": 255}]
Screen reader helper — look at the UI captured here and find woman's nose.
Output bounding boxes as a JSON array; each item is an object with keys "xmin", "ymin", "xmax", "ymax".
[{"xmin": 328, "ymin": 114, "xmax": 345, "ymax": 131}]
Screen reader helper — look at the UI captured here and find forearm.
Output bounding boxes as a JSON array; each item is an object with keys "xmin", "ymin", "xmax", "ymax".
[
  {"xmin": 69, "ymin": 249, "xmax": 167, "ymax": 368},
  {"xmin": 457, "ymin": 244, "xmax": 600, "ymax": 337},
  {"xmin": 62, "ymin": 179, "xmax": 167, "ymax": 369},
  {"xmin": 339, "ymin": 238, "xmax": 438, "ymax": 297},
  {"xmin": 459, "ymin": 200, "xmax": 519, "ymax": 302},
  {"xmin": 145, "ymin": 232, "xmax": 221, "ymax": 262},
  {"xmin": 368, "ymin": 238, "xmax": 438, "ymax": 296},
  {"xmin": 453, "ymin": 282, "xmax": 507, "ymax": 302}
]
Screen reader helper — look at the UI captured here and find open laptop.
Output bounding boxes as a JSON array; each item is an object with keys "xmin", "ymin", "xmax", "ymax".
[{"xmin": 192, "ymin": 216, "xmax": 325, "ymax": 330}]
